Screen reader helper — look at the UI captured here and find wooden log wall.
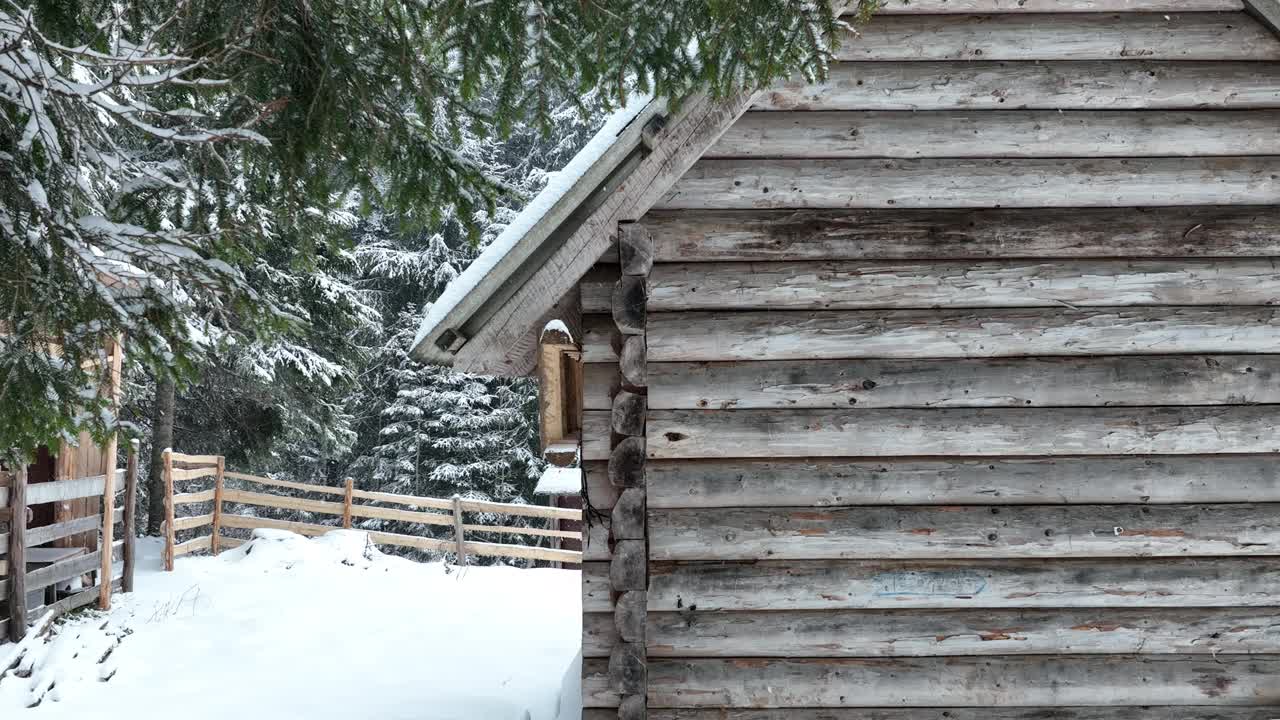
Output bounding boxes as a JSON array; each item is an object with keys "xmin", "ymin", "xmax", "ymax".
[{"xmin": 614, "ymin": 4, "xmax": 1280, "ymax": 717}]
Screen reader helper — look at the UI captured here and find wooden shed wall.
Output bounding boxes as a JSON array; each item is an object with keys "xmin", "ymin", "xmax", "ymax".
[{"xmin": 583, "ymin": 2, "xmax": 1280, "ymax": 718}]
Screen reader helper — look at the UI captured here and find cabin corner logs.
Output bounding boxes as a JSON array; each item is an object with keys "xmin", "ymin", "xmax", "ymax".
[{"xmin": 578, "ymin": 3, "xmax": 1280, "ymax": 718}]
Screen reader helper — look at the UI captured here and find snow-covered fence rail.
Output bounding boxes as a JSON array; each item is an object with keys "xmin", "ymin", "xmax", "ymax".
[
  {"xmin": 161, "ymin": 450, "xmax": 584, "ymax": 568},
  {"xmin": 1, "ymin": 442, "xmax": 139, "ymax": 644}
]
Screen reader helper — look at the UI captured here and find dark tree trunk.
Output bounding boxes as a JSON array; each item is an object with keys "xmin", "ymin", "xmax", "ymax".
[{"xmin": 147, "ymin": 373, "xmax": 175, "ymax": 535}]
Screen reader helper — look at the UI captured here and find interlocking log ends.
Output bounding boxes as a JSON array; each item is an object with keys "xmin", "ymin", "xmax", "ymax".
[{"xmin": 608, "ymin": 221, "xmax": 652, "ymax": 718}]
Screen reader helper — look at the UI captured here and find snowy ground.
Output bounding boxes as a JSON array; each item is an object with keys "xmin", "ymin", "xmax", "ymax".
[{"xmin": 0, "ymin": 530, "xmax": 583, "ymax": 719}]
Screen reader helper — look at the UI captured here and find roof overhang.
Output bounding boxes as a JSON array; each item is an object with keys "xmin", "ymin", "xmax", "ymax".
[{"xmin": 1245, "ymin": 0, "xmax": 1280, "ymax": 36}]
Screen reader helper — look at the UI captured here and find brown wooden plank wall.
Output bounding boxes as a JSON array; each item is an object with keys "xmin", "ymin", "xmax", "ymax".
[{"xmin": 614, "ymin": 5, "xmax": 1280, "ymax": 717}]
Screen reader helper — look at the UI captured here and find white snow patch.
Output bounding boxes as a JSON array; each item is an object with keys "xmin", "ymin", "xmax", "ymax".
[
  {"xmin": 0, "ymin": 531, "xmax": 583, "ymax": 719},
  {"xmin": 541, "ymin": 318, "xmax": 573, "ymax": 342},
  {"xmin": 413, "ymin": 95, "xmax": 654, "ymax": 353},
  {"xmin": 534, "ymin": 466, "xmax": 582, "ymax": 496}
]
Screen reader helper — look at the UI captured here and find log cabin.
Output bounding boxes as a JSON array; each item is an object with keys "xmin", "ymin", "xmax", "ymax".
[{"xmin": 412, "ymin": 1, "xmax": 1280, "ymax": 717}]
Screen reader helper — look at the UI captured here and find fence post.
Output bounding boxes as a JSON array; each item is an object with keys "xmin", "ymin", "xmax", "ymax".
[
  {"xmin": 163, "ymin": 449, "xmax": 175, "ymax": 571},
  {"xmin": 8, "ymin": 464, "xmax": 27, "ymax": 642},
  {"xmin": 451, "ymin": 495, "xmax": 466, "ymax": 567},
  {"xmin": 122, "ymin": 440, "xmax": 139, "ymax": 593},
  {"xmin": 99, "ymin": 334, "xmax": 123, "ymax": 609},
  {"xmin": 210, "ymin": 456, "xmax": 225, "ymax": 555},
  {"xmin": 342, "ymin": 478, "xmax": 354, "ymax": 529}
]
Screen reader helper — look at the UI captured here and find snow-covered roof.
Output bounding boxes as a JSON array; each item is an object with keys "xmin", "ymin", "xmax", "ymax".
[
  {"xmin": 411, "ymin": 96, "xmax": 658, "ymax": 367},
  {"xmin": 534, "ymin": 466, "xmax": 581, "ymax": 496}
]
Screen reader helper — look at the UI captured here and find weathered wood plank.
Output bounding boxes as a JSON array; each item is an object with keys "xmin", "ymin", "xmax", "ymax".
[
  {"xmin": 584, "ymin": 462, "xmax": 620, "ymax": 511},
  {"xmin": 648, "ymin": 407, "xmax": 1280, "ymax": 459},
  {"xmin": 647, "ymin": 356, "xmax": 1280, "ymax": 410},
  {"xmin": 583, "ymin": 410, "xmax": 611, "ymax": 461},
  {"xmin": 644, "ymin": 455, "xmax": 1280, "ymax": 509},
  {"xmin": 836, "ymin": 13, "xmax": 1280, "ymax": 61},
  {"xmin": 26, "ymin": 475, "xmax": 105, "ymax": 505},
  {"xmin": 647, "ymin": 558, "xmax": 1280, "ymax": 611},
  {"xmin": 25, "ymin": 550, "xmax": 101, "ymax": 592},
  {"xmin": 755, "ymin": 62, "xmax": 1280, "ymax": 111},
  {"xmin": 24, "ymin": 515, "xmax": 102, "ymax": 548},
  {"xmin": 584, "ymin": 520, "xmax": 611, "ymax": 562},
  {"xmin": 172, "ymin": 488, "xmax": 216, "ymax": 505},
  {"xmin": 173, "ymin": 534, "xmax": 212, "ymax": 557},
  {"xmin": 710, "ymin": 110, "xmax": 1280, "ymax": 159},
  {"xmin": 647, "ymin": 259, "xmax": 1280, "ymax": 311},
  {"xmin": 647, "ymin": 308, "xmax": 1280, "ymax": 362},
  {"xmin": 639, "ymin": 207, "xmax": 1280, "ymax": 262},
  {"xmin": 584, "ymin": 363, "xmax": 618, "ymax": 410},
  {"xmin": 647, "ymin": 656, "xmax": 1280, "ymax": 708},
  {"xmin": 583, "ymin": 561, "xmax": 613, "ymax": 613},
  {"xmin": 641, "ymin": 711, "xmax": 1280, "ymax": 720},
  {"xmin": 648, "ymin": 607, "xmax": 1280, "ymax": 657},
  {"xmin": 874, "ymin": 0, "xmax": 1243, "ymax": 11},
  {"xmin": 585, "ymin": 611, "xmax": 619, "ymax": 657},
  {"xmin": 650, "ymin": 504, "xmax": 1280, "ymax": 560},
  {"xmin": 583, "ymin": 314, "xmax": 619, "ymax": 364},
  {"xmin": 583, "ymin": 658, "xmax": 621, "ymax": 707},
  {"xmin": 656, "ymin": 158, "xmax": 1280, "ymax": 210},
  {"xmin": 172, "ymin": 513, "xmax": 213, "ymax": 532}
]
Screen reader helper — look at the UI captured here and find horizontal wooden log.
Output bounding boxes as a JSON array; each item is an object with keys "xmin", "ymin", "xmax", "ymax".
[
  {"xmin": 648, "ymin": 407, "xmax": 1280, "ymax": 459},
  {"xmin": 173, "ymin": 535, "xmax": 212, "ymax": 557},
  {"xmin": 583, "ymin": 561, "xmax": 612, "ymax": 612},
  {"xmin": 755, "ymin": 62, "xmax": 1280, "ymax": 111},
  {"xmin": 584, "ymin": 363, "xmax": 618, "ymax": 410},
  {"xmin": 583, "ymin": 658, "xmax": 621, "ymax": 707},
  {"xmin": 351, "ymin": 503, "xmax": 454, "ymax": 527},
  {"xmin": 583, "ymin": 314, "xmax": 619, "ymax": 363},
  {"xmin": 26, "ymin": 475, "xmax": 105, "ymax": 505},
  {"xmin": 644, "ymin": 455, "xmax": 1280, "ymax": 509},
  {"xmin": 456, "ymin": 497, "xmax": 582, "ymax": 522},
  {"xmin": 170, "ymin": 453, "xmax": 220, "ymax": 467},
  {"xmin": 25, "ymin": 550, "xmax": 101, "ymax": 592},
  {"xmin": 620, "ymin": 336, "xmax": 646, "ymax": 389},
  {"xmin": 170, "ymin": 466, "xmax": 216, "ymax": 482},
  {"xmin": 24, "ymin": 515, "xmax": 101, "ymax": 547},
  {"xmin": 610, "ymin": 641, "xmax": 647, "ymax": 694},
  {"xmin": 647, "ymin": 557, "xmax": 1280, "ymax": 611},
  {"xmin": 620, "ymin": 222, "xmax": 654, "ymax": 276},
  {"xmin": 647, "ymin": 355, "xmax": 1280, "ymax": 410},
  {"xmin": 837, "ymin": 13, "xmax": 1280, "ymax": 61},
  {"xmin": 647, "ymin": 308, "xmax": 1280, "ymax": 362},
  {"xmin": 611, "ymin": 488, "xmax": 647, "ymax": 540},
  {"xmin": 461, "ymin": 523, "xmax": 581, "ymax": 540},
  {"xmin": 219, "ymin": 514, "xmax": 333, "ymax": 537},
  {"xmin": 639, "ymin": 207, "xmax": 1280, "ymax": 261},
  {"xmin": 709, "ymin": 110, "xmax": 1280, "ymax": 159},
  {"xmin": 616, "ymin": 590, "xmax": 646, "ymax": 643},
  {"xmin": 218, "ymin": 535, "xmax": 246, "ymax": 549},
  {"xmin": 637, "ymin": 711, "xmax": 1280, "ymax": 720},
  {"xmin": 584, "ymin": 520, "xmax": 611, "ymax": 561},
  {"xmin": 222, "ymin": 488, "xmax": 345, "ymax": 516},
  {"xmin": 584, "ymin": 462, "xmax": 620, "ymax": 511},
  {"xmin": 647, "ymin": 607, "xmax": 1280, "ymax": 658},
  {"xmin": 348, "ymin": 488, "xmax": 453, "ymax": 510},
  {"xmin": 364, "ymin": 529, "xmax": 453, "ymax": 553},
  {"xmin": 874, "ymin": 0, "xmax": 1243, "ymax": 12},
  {"xmin": 647, "ymin": 259, "xmax": 1280, "ymax": 311},
  {"xmin": 172, "ymin": 513, "xmax": 213, "ymax": 532},
  {"xmin": 612, "ymin": 390, "xmax": 646, "ymax": 437},
  {"xmin": 584, "ymin": 611, "xmax": 618, "ymax": 657},
  {"xmin": 656, "ymin": 158, "xmax": 1280, "ymax": 210},
  {"xmin": 646, "ymin": 656, "xmax": 1280, "ymax": 708},
  {"xmin": 462, "ymin": 539, "xmax": 581, "ymax": 564},
  {"xmin": 613, "ymin": 275, "xmax": 648, "ymax": 335},
  {"xmin": 583, "ymin": 410, "xmax": 611, "ymax": 461},
  {"xmin": 172, "ymin": 488, "xmax": 216, "ymax": 505},
  {"xmin": 650, "ymin": 504, "xmax": 1280, "ymax": 560},
  {"xmin": 225, "ymin": 470, "xmax": 348, "ymax": 497}
]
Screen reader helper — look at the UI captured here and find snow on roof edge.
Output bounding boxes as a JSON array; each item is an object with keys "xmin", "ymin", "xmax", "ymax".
[
  {"xmin": 534, "ymin": 466, "xmax": 582, "ymax": 496},
  {"xmin": 412, "ymin": 95, "xmax": 655, "ymax": 358}
]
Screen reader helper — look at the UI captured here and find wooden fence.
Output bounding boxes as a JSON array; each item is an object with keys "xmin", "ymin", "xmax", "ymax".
[
  {"xmin": 2, "ymin": 441, "xmax": 139, "ymax": 643},
  {"xmin": 162, "ymin": 450, "xmax": 584, "ymax": 568}
]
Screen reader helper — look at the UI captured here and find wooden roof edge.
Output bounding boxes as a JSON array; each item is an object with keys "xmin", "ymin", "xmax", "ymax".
[
  {"xmin": 1245, "ymin": 0, "xmax": 1280, "ymax": 37},
  {"xmin": 409, "ymin": 97, "xmax": 667, "ymax": 368}
]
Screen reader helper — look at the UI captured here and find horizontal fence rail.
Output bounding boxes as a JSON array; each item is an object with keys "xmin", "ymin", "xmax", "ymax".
[
  {"xmin": 162, "ymin": 451, "xmax": 584, "ymax": 569},
  {"xmin": 2, "ymin": 440, "xmax": 138, "ymax": 644}
]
